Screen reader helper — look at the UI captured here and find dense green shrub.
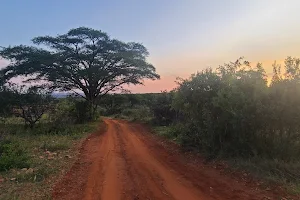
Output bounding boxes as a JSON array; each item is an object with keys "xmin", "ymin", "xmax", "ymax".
[
  {"xmin": 149, "ymin": 92, "xmax": 177, "ymax": 126},
  {"xmin": 0, "ymin": 87, "xmax": 15, "ymax": 119},
  {"xmin": 0, "ymin": 140, "xmax": 29, "ymax": 171},
  {"xmin": 50, "ymin": 97, "xmax": 94, "ymax": 125},
  {"xmin": 120, "ymin": 105, "xmax": 153, "ymax": 122},
  {"xmin": 173, "ymin": 57, "xmax": 300, "ymax": 160},
  {"xmin": 97, "ymin": 94, "xmax": 129, "ymax": 116}
]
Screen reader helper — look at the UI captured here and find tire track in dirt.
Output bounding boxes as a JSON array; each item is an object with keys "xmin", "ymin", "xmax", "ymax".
[
  {"xmin": 53, "ymin": 119, "xmax": 293, "ymax": 200},
  {"xmin": 83, "ymin": 119, "xmax": 124, "ymax": 200},
  {"xmin": 114, "ymin": 120, "xmax": 207, "ymax": 200}
]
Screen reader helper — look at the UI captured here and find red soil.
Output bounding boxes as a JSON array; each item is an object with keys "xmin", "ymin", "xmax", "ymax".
[{"xmin": 52, "ymin": 119, "xmax": 294, "ymax": 200}]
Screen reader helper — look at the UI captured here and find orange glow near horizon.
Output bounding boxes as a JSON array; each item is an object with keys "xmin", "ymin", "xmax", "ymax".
[
  {"xmin": 128, "ymin": 75, "xmax": 179, "ymax": 93},
  {"xmin": 129, "ymin": 58, "xmax": 288, "ymax": 93},
  {"xmin": 0, "ymin": 56, "xmax": 295, "ymax": 94}
]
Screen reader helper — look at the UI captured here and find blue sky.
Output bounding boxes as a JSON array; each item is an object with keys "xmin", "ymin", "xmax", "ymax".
[{"xmin": 1, "ymin": 0, "xmax": 300, "ymax": 92}]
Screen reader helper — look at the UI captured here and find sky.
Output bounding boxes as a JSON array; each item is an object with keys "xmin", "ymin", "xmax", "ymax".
[{"xmin": 1, "ymin": 0, "xmax": 300, "ymax": 93}]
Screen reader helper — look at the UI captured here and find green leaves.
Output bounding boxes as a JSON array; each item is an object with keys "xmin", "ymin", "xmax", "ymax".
[
  {"xmin": 173, "ymin": 57, "xmax": 300, "ymax": 160},
  {"xmin": 0, "ymin": 27, "xmax": 160, "ymax": 104},
  {"xmin": 0, "ymin": 45, "xmax": 55, "ymax": 82}
]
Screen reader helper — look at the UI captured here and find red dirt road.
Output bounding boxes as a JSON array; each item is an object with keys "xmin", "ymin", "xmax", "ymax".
[{"xmin": 53, "ymin": 119, "xmax": 290, "ymax": 200}]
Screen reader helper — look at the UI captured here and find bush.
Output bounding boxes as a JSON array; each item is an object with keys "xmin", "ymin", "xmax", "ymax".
[
  {"xmin": 0, "ymin": 140, "xmax": 29, "ymax": 171},
  {"xmin": 97, "ymin": 94, "xmax": 128, "ymax": 116},
  {"xmin": 173, "ymin": 57, "xmax": 300, "ymax": 160},
  {"xmin": 149, "ymin": 92, "xmax": 177, "ymax": 126},
  {"xmin": 120, "ymin": 105, "xmax": 153, "ymax": 122},
  {"xmin": 50, "ymin": 97, "xmax": 93, "ymax": 125}
]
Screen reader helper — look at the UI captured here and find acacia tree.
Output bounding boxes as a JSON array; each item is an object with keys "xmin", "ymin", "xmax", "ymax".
[{"xmin": 0, "ymin": 27, "xmax": 160, "ymax": 117}]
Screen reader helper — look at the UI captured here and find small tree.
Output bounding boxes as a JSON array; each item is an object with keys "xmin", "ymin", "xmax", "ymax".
[{"xmin": 10, "ymin": 85, "xmax": 53, "ymax": 128}]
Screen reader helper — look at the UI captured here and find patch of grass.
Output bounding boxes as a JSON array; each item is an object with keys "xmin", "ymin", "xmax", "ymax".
[
  {"xmin": 152, "ymin": 126, "xmax": 178, "ymax": 142},
  {"xmin": 111, "ymin": 106, "xmax": 153, "ymax": 123},
  {"xmin": 0, "ymin": 121, "xmax": 99, "ymax": 199},
  {"xmin": 42, "ymin": 142, "xmax": 70, "ymax": 152},
  {"xmin": 0, "ymin": 140, "xmax": 30, "ymax": 171},
  {"xmin": 228, "ymin": 158, "xmax": 300, "ymax": 195},
  {"xmin": 1, "ymin": 117, "xmax": 24, "ymax": 125},
  {"xmin": 152, "ymin": 124, "xmax": 300, "ymax": 196},
  {"xmin": 288, "ymin": 184, "xmax": 300, "ymax": 196},
  {"xmin": 38, "ymin": 135, "xmax": 75, "ymax": 152}
]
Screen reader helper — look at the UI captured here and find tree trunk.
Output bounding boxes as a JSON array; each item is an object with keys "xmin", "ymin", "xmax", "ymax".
[{"xmin": 87, "ymin": 98, "xmax": 97, "ymax": 121}]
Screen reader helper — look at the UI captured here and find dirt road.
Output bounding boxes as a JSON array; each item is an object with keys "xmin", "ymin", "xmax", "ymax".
[{"xmin": 53, "ymin": 119, "xmax": 288, "ymax": 200}]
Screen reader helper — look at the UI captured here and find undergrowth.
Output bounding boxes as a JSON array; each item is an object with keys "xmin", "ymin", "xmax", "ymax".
[
  {"xmin": 228, "ymin": 158, "xmax": 300, "ymax": 195},
  {"xmin": 153, "ymin": 125, "xmax": 300, "ymax": 195},
  {"xmin": 0, "ymin": 120, "xmax": 98, "ymax": 199}
]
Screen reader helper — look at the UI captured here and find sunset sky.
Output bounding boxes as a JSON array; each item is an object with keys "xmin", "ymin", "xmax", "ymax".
[{"xmin": 1, "ymin": 0, "xmax": 300, "ymax": 93}]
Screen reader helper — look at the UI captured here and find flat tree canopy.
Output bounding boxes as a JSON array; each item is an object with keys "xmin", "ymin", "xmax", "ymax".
[{"xmin": 0, "ymin": 27, "xmax": 160, "ymax": 106}]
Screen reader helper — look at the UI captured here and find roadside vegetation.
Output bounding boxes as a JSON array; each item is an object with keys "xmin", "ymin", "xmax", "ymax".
[
  {"xmin": 0, "ymin": 93, "xmax": 98, "ymax": 199},
  {"xmin": 171, "ymin": 57, "xmax": 300, "ymax": 194},
  {"xmin": 0, "ymin": 27, "xmax": 158, "ymax": 199},
  {"xmin": 99, "ymin": 57, "xmax": 300, "ymax": 194}
]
